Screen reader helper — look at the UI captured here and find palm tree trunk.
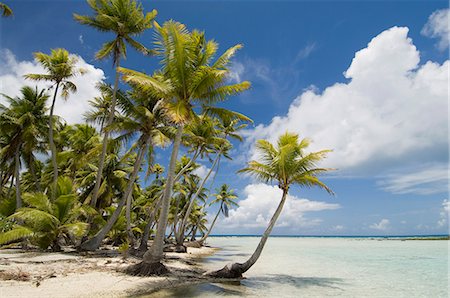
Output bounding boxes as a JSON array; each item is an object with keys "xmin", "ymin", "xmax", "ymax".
[
  {"xmin": 90, "ymin": 57, "xmax": 121, "ymax": 208},
  {"xmin": 29, "ymin": 158, "xmax": 41, "ymax": 192},
  {"xmin": 173, "ymin": 148, "xmax": 200, "ymax": 182},
  {"xmin": 208, "ymin": 188, "xmax": 289, "ymax": 278},
  {"xmin": 14, "ymin": 147, "xmax": 21, "ymax": 209},
  {"xmin": 199, "ymin": 205, "xmax": 221, "ymax": 243},
  {"xmin": 80, "ymin": 135, "xmax": 148, "ymax": 251},
  {"xmin": 49, "ymin": 82, "xmax": 60, "ymax": 200},
  {"xmin": 138, "ymin": 197, "xmax": 162, "ymax": 252},
  {"xmin": 127, "ymin": 125, "xmax": 184, "ymax": 275},
  {"xmin": 126, "ymin": 138, "xmax": 150, "ymax": 247},
  {"xmin": 176, "ymin": 149, "xmax": 222, "ymax": 246},
  {"xmin": 188, "ymin": 225, "xmax": 196, "ymax": 241}
]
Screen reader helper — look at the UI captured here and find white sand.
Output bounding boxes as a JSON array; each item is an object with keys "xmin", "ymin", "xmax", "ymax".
[{"xmin": 0, "ymin": 246, "xmax": 217, "ymax": 297}]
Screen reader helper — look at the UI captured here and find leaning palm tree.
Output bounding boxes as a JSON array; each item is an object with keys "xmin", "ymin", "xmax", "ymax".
[
  {"xmin": 74, "ymin": 0, "xmax": 157, "ymax": 209},
  {"xmin": 0, "ymin": 2, "xmax": 12, "ymax": 17},
  {"xmin": 199, "ymin": 184, "xmax": 238, "ymax": 244},
  {"xmin": 121, "ymin": 21, "xmax": 250, "ymax": 275},
  {"xmin": 24, "ymin": 49, "xmax": 84, "ymax": 199},
  {"xmin": 208, "ymin": 132, "xmax": 334, "ymax": 278}
]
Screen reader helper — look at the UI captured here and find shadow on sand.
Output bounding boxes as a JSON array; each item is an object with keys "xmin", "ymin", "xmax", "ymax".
[{"xmin": 141, "ymin": 275, "xmax": 346, "ymax": 297}]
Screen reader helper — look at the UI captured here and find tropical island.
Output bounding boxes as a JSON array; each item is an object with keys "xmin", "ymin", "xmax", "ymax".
[{"xmin": 0, "ymin": 1, "xmax": 448, "ymax": 297}]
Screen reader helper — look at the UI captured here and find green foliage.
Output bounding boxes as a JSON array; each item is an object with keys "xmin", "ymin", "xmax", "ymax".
[
  {"xmin": 0, "ymin": 2, "xmax": 12, "ymax": 17},
  {"xmin": 0, "ymin": 177, "xmax": 89, "ymax": 250},
  {"xmin": 74, "ymin": 0, "xmax": 157, "ymax": 64},
  {"xmin": 239, "ymin": 132, "xmax": 334, "ymax": 193}
]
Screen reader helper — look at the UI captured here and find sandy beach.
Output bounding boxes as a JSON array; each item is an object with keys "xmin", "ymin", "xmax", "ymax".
[{"xmin": 0, "ymin": 246, "xmax": 217, "ymax": 297}]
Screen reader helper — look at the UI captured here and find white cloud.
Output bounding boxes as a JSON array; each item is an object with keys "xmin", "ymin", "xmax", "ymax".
[
  {"xmin": 0, "ymin": 49, "xmax": 105, "ymax": 124},
  {"xmin": 295, "ymin": 42, "xmax": 316, "ymax": 62},
  {"xmin": 437, "ymin": 199, "xmax": 449, "ymax": 228},
  {"xmin": 244, "ymin": 27, "xmax": 448, "ymax": 178},
  {"xmin": 370, "ymin": 219, "xmax": 390, "ymax": 231},
  {"xmin": 228, "ymin": 61, "xmax": 245, "ymax": 83},
  {"xmin": 331, "ymin": 225, "xmax": 344, "ymax": 231},
  {"xmin": 79, "ymin": 35, "xmax": 84, "ymax": 45},
  {"xmin": 217, "ymin": 183, "xmax": 340, "ymax": 232},
  {"xmin": 421, "ymin": 8, "xmax": 449, "ymax": 51},
  {"xmin": 377, "ymin": 164, "xmax": 448, "ymax": 195},
  {"xmin": 192, "ymin": 164, "xmax": 215, "ymax": 181}
]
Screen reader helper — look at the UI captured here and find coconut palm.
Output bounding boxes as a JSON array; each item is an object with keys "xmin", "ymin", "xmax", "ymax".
[
  {"xmin": 0, "ymin": 86, "xmax": 50, "ymax": 208},
  {"xmin": 0, "ymin": 2, "xmax": 12, "ymax": 17},
  {"xmin": 120, "ymin": 21, "xmax": 250, "ymax": 275},
  {"xmin": 58, "ymin": 124, "xmax": 101, "ymax": 180},
  {"xmin": 0, "ymin": 177, "xmax": 90, "ymax": 251},
  {"xmin": 80, "ymin": 86, "xmax": 171, "ymax": 251},
  {"xmin": 74, "ymin": 0, "xmax": 157, "ymax": 209},
  {"xmin": 175, "ymin": 112, "xmax": 251, "ymax": 247},
  {"xmin": 24, "ymin": 48, "xmax": 84, "ymax": 199},
  {"xmin": 199, "ymin": 184, "xmax": 238, "ymax": 243},
  {"xmin": 208, "ymin": 132, "xmax": 334, "ymax": 278}
]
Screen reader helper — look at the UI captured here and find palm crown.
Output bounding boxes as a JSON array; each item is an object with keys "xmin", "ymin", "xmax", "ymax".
[
  {"xmin": 24, "ymin": 48, "xmax": 84, "ymax": 99},
  {"xmin": 239, "ymin": 132, "xmax": 334, "ymax": 193},
  {"xmin": 119, "ymin": 20, "xmax": 251, "ymax": 124},
  {"xmin": 74, "ymin": 0, "xmax": 157, "ymax": 63}
]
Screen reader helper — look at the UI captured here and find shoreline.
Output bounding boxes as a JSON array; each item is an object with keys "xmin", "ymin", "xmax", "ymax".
[{"xmin": 0, "ymin": 245, "xmax": 219, "ymax": 297}]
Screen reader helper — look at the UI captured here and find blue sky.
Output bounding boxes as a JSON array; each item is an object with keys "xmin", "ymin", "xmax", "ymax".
[{"xmin": 0, "ymin": 0, "xmax": 448, "ymax": 236}]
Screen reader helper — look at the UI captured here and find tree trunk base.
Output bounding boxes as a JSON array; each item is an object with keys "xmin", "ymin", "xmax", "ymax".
[
  {"xmin": 125, "ymin": 261, "xmax": 170, "ymax": 276},
  {"xmin": 78, "ymin": 237, "xmax": 101, "ymax": 251},
  {"xmin": 206, "ymin": 263, "xmax": 244, "ymax": 279}
]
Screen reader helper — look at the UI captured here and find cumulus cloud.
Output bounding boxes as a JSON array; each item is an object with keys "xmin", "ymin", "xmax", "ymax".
[
  {"xmin": 192, "ymin": 164, "xmax": 215, "ymax": 181},
  {"xmin": 244, "ymin": 27, "xmax": 448, "ymax": 180},
  {"xmin": 377, "ymin": 164, "xmax": 448, "ymax": 195},
  {"xmin": 370, "ymin": 219, "xmax": 390, "ymax": 231},
  {"xmin": 421, "ymin": 8, "xmax": 449, "ymax": 51},
  {"xmin": 217, "ymin": 183, "xmax": 340, "ymax": 232},
  {"xmin": 437, "ymin": 199, "xmax": 449, "ymax": 228},
  {"xmin": 0, "ymin": 49, "xmax": 105, "ymax": 124}
]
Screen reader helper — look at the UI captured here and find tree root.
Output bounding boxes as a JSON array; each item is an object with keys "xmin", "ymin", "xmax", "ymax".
[
  {"xmin": 206, "ymin": 263, "xmax": 244, "ymax": 279},
  {"xmin": 125, "ymin": 261, "xmax": 170, "ymax": 276}
]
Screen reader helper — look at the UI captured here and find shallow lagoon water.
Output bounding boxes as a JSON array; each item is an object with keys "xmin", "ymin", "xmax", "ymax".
[{"xmin": 148, "ymin": 237, "xmax": 448, "ymax": 297}]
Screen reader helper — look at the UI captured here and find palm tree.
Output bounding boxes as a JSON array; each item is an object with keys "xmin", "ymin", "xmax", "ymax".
[
  {"xmin": 74, "ymin": 0, "xmax": 157, "ymax": 209},
  {"xmin": 80, "ymin": 86, "xmax": 170, "ymax": 251},
  {"xmin": 121, "ymin": 21, "xmax": 250, "ymax": 275},
  {"xmin": 0, "ymin": 177, "xmax": 90, "ymax": 251},
  {"xmin": 199, "ymin": 184, "xmax": 238, "ymax": 243},
  {"xmin": 24, "ymin": 49, "xmax": 84, "ymax": 199},
  {"xmin": 175, "ymin": 112, "xmax": 251, "ymax": 247},
  {"xmin": 208, "ymin": 132, "xmax": 334, "ymax": 278},
  {"xmin": 0, "ymin": 2, "xmax": 12, "ymax": 17},
  {"xmin": 58, "ymin": 124, "xmax": 101, "ymax": 180},
  {"xmin": 0, "ymin": 86, "xmax": 49, "ymax": 208}
]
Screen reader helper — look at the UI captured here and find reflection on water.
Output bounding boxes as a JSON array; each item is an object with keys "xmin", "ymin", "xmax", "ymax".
[{"xmin": 145, "ymin": 237, "xmax": 449, "ymax": 297}]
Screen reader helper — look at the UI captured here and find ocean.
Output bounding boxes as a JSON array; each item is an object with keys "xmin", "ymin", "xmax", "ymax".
[{"xmin": 149, "ymin": 236, "xmax": 449, "ymax": 297}]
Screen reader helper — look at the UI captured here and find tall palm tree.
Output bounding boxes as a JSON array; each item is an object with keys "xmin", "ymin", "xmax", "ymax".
[
  {"xmin": 208, "ymin": 132, "xmax": 334, "ymax": 278},
  {"xmin": 80, "ymin": 86, "xmax": 171, "ymax": 251},
  {"xmin": 175, "ymin": 112, "xmax": 251, "ymax": 247},
  {"xmin": 0, "ymin": 86, "xmax": 49, "ymax": 208},
  {"xmin": 0, "ymin": 2, "xmax": 12, "ymax": 17},
  {"xmin": 74, "ymin": 0, "xmax": 157, "ymax": 208},
  {"xmin": 121, "ymin": 21, "xmax": 250, "ymax": 275},
  {"xmin": 24, "ymin": 49, "xmax": 84, "ymax": 199},
  {"xmin": 199, "ymin": 184, "xmax": 238, "ymax": 243}
]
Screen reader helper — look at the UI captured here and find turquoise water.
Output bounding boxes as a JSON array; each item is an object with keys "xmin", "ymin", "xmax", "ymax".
[{"xmin": 150, "ymin": 237, "xmax": 449, "ymax": 297}]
